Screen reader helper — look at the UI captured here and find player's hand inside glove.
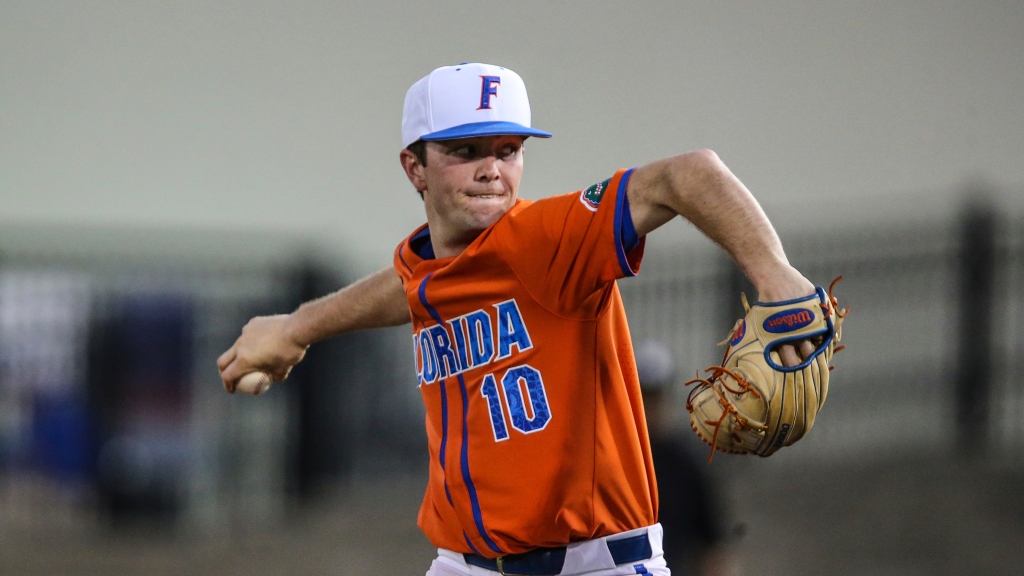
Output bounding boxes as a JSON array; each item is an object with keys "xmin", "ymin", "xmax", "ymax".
[{"xmin": 686, "ymin": 277, "xmax": 849, "ymax": 461}]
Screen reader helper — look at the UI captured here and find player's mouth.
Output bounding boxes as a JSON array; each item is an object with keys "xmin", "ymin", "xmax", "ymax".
[{"xmin": 464, "ymin": 190, "xmax": 509, "ymax": 202}]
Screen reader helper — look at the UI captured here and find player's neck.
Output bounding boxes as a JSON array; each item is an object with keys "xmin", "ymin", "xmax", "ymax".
[{"xmin": 428, "ymin": 225, "xmax": 483, "ymax": 259}]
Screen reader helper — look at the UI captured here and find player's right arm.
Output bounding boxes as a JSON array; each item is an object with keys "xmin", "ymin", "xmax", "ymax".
[
  {"xmin": 625, "ymin": 149, "xmax": 815, "ymax": 366},
  {"xmin": 217, "ymin": 266, "xmax": 409, "ymax": 392}
]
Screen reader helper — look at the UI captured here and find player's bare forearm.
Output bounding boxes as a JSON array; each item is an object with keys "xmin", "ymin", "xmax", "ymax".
[
  {"xmin": 627, "ymin": 150, "xmax": 817, "ymax": 367},
  {"xmin": 287, "ymin": 266, "xmax": 410, "ymax": 345},
  {"xmin": 217, "ymin": 266, "xmax": 409, "ymax": 390},
  {"xmin": 627, "ymin": 150, "xmax": 813, "ymax": 302}
]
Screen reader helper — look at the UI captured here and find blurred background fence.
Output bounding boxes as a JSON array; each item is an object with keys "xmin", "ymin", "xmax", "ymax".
[{"xmin": 1, "ymin": 194, "xmax": 1023, "ymax": 574}]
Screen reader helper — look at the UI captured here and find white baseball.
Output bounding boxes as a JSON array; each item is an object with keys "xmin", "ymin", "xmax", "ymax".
[{"xmin": 236, "ymin": 371, "xmax": 273, "ymax": 395}]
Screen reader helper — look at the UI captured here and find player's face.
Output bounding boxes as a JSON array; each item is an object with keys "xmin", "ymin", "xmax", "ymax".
[{"xmin": 419, "ymin": 135, "xmax": 524, "ymax": 245}]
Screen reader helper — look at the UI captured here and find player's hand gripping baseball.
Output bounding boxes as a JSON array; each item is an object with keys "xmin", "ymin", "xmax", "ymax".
[
  {"xmin": 217, "ymin": 314, "xmax": 309, "ymax": 394},
  {"xmin": 754, "ymin": 264, "xmax": 817, "ymax": 367}
]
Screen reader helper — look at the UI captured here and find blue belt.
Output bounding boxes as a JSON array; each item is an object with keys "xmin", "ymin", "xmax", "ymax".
[{"xmin": 463, "ymin": 532, "xmax": 652, "ymax": 575}]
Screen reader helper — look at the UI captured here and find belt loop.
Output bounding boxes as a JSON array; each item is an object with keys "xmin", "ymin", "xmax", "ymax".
[{"xmin": 495, "ymin": 556, "xmax": 505, "ymax": 575}]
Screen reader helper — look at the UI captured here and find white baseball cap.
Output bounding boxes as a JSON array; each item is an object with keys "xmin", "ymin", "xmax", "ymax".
[{"xmin": 401, "ymin": 63, "xmax": 553, "ymax": 148}]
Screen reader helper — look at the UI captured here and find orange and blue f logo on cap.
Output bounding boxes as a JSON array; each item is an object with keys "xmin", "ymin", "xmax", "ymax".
[{"xmin": 478, "ymin": 75, "xmax": 501, "ymax": 109}]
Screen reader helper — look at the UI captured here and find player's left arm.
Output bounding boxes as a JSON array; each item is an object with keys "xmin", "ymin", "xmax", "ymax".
[{"xmin": 626, "ymin": 149, "xmax": 815, "ymax": 364}]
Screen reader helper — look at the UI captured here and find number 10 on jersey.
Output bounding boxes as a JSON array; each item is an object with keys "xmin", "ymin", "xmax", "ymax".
[{"xmin": 479, "ymin": 364, "xmax": 552, "ymax": 442}]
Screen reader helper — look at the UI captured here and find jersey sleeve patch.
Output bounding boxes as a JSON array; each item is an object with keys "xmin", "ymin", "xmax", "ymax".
[{"xmin": 579, "ymin": 178, "xmax": 612, "ymax": 212}]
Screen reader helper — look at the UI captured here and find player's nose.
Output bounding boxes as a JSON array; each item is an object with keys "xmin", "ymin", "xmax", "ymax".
[{"xmin": 475, "ymin": 156, "xmax": 501, "ymax": 183}]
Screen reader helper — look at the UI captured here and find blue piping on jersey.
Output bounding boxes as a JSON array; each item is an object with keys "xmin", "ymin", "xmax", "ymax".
[
  {"xmin": 397, "ymin": 244, "xmax": 413, "ymax": 274},
  {"xmin": 419, "ymin": 273, "xmax": 453, "ymax": 506},
  {"xmin": 464, "ymin": 533, "xmax": 482, "ymax": 555},
  {"xmin": 621, "ymin": 185, "xmax": 640, "ymax": 254},
  {"xmin": 613, "ymin": 168, "xmax": 639, "ymax": 277},
  {"xmin": 420, "ymin": 273, "xmax": 501, "ymax": 553},
  {"xmin": 458, "ymin": 372, "xmax": 504, "ymax": 554}
]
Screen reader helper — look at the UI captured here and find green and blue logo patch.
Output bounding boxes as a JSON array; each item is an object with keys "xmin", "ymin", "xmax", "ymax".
[{"xmin": 579, "ymin": 178, "xmax": 611, "ymax": 212}]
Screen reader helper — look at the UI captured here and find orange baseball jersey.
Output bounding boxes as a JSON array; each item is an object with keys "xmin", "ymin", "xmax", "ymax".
[{"xmin": 393, "ymin": 168, "xmax": 657, "ymax": 558}]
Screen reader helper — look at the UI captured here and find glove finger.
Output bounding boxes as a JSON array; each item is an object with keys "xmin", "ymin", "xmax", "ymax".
[
  {"xmin": 763, "ymin": 370, "xmax": 793, "ymax": 456},
  {"xmin": 802, "ymin": 365, "xmax": 818, "ymax": 439},
  {"xmin": 815, "ymin": 352, "xmax": 829, "ymax": 409},
  {"xmin": 794, "ymin": 368, "xmax": 807, "ymax": 444}
]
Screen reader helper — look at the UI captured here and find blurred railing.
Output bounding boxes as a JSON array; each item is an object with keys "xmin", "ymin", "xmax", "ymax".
[
  {"xmin": 994, "ymin": 211, "xmax": 1024, "ymax": 465},
  {"xmin": 620, "ymin": 199, "xmax": 1024, "ymax": 466}
]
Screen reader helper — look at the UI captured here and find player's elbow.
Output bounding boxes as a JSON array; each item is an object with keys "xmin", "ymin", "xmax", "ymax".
[
  {"xmin": 666, "ymin": 149, "xmax": 723, "ymax": 179},
  {"xmin": 693, "ymin": 148, "xmax": 723, "ymax": 168},
  {"xmin": 659, "ymin": 149, "xmax": 727, "ymax": 196}
]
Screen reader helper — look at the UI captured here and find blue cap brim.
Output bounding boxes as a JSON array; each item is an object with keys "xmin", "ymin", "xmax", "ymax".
[{"xmin": 420, "ymin": 121, "xmax": 552, "ymax": 142}]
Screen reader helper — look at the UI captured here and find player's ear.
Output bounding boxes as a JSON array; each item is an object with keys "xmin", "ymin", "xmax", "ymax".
[{"xmin": 399, "ymin": 148, "xmax": 428, "ymax": 196}]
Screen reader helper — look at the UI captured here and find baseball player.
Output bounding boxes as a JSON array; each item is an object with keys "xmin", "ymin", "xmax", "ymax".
[{"xmin": 217, "ymin": 63, "xmax": 817, "ymax": 575}]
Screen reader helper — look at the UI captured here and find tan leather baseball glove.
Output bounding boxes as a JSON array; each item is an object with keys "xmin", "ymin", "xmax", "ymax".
[{"xmin": 686, "ymin": 277, "xmax": 849, "ymax": 462}]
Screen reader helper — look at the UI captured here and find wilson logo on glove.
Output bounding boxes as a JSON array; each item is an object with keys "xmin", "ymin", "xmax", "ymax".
[{"xmin": 762, "ymin": 308, "xmax": 815, "ymax": 333}]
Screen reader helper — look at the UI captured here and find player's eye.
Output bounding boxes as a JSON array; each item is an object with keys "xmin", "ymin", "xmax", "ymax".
[
  {"xmin": 450, "ymin": 145, "xmax": 474, "ymax": 158},
  {"xmin": 499, "ymin": 145, "xmax": 519, "ymax": 159}
]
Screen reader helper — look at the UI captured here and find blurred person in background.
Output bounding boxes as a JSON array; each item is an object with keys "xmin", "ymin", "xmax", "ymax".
[{"xmin": 634, "ymin": 340, "xmax": 738, "ymax": 576}]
